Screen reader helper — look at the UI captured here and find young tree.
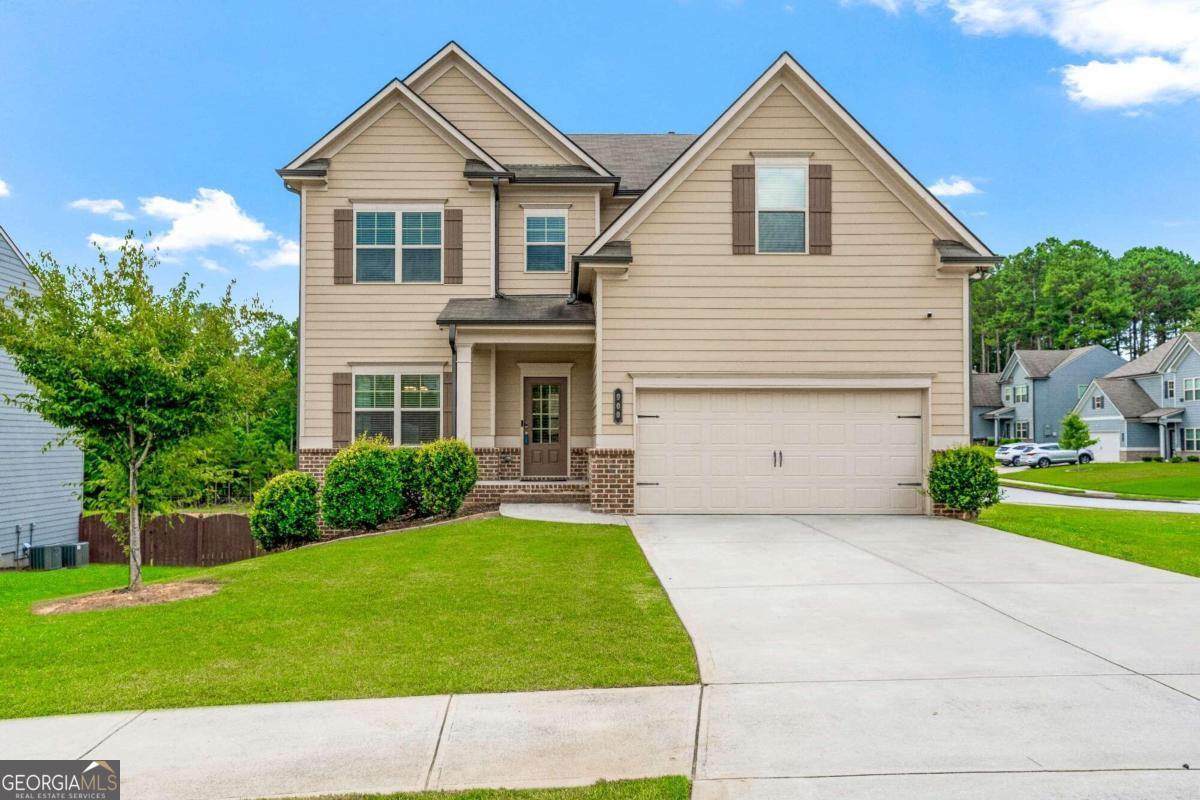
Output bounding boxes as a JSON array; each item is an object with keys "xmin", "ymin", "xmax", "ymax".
[
  {"xmin": 0, "ymin": 237, "xmax": 246, "ymax": 589},
  {"xmin": 1059, "ymin": 413, "xmax": 1098, "ymax": 452}
]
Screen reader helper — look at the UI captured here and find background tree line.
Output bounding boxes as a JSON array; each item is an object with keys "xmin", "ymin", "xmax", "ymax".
[{"xmin": 972, "ymin": 238, "xmax": 1200, "ymax": 373}]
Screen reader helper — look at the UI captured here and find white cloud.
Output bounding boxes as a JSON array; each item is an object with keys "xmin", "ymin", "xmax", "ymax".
[
  {"xmin": 88, "ymin": 233, "xmax": 143, "ymax": 252},
  {"xmin": 929, "ymin": 176, "xmax": 983, "ymax": 197},
  {"xmin": 139, "ymin": 188, "xmax": 271, "ymax": 252},
  {"xmin": 859, "ymin": 0, "xmax": 1200, "ymax": 109},
  {"xmin": 198, "ymin": 257, "xmax": 231, "ymax": 274},
  {"xmin": 69, "ymin": 198, "xmax": 135, "ymax": 221},
  {"xmin": 0, "ymin": 178, "xmax": 9, "ymax": 198},
  {"xmin": 253, "ymin": 236, "xmax": 299, "ymax": 270}
]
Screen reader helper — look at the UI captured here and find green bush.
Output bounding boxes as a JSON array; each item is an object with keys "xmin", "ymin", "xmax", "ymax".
[
  {"xmin": 927, "ymin": 446, "xmax": 1001, "ymax": 515},
  {"xmin": 249, "ymin": 471, "xmax": 320, "ymax": 550},
  {"xmin": 321, "ymin": 436, "xmax": 406, "ymax": 529},
  {"xmin": 1170, "ymin": 456, "xmax": 1184, "ymax": 463},
  {"xmin": 1189, "ymin": 456, "xmax": 1199, "ymax": 463},
  {"xmin": 393, "ymin": 446, "xmax": 421, "ymax": 511},
  {"xmin": 414, "ymin": 438, "xmax": 478, "ymax": 517},
  {"xmin": 1153, "ymin": 456, "xmax": 1165, "ymax": 462},
  {"xmin": 1143, "ymin": 456, "xmax": 1154, "ymax": 462}
]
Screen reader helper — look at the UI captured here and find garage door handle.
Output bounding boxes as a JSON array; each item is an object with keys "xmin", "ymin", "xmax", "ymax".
[
  {"xmin": 897, "ymin": 415, "xmax": 922, "ymax": 419},
  {"xmin": 636, "ymin": 481, "xmax": 660, "ymax": 487},
  {"xmin": 637, "ymin": 414, "xmax": 659, "ymax": 419},
  {"xmin": 897, "ymin": 482, "xmax": 922, "ymax": 486}
]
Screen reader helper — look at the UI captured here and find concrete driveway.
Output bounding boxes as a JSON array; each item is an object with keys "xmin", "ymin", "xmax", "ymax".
[{"xmin": 629, "ymin": 514, "xmax": 1200, "ymax": 799}]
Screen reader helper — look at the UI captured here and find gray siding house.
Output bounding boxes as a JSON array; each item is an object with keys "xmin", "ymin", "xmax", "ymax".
[
  {"xmin": 1073, "ymin": 334, "xmax": 1200, "ymax": 461},
  {"xmin": 0, "ymin": 224, "xmax": 83, "ymax": 566},
  {"xmin": 984, "ymin": 346, "xmax": 1125, "ymax": 444},
  {"xmin": 970, "ymin": 372, "xmax": 1001, "ymax": 442}
]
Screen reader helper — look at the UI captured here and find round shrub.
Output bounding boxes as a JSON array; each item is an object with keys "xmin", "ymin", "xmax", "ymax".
[
  {"xmin": 321, "ymin": 436, "xmax": 406, "ymax": 529},
  {"xmin": 927, "ymin": 445, "xmax": 1001, "ymax": 516},
  {"xmin": 249, "ymin": 471, "xmax": 320, "ymax": 550},
  {"xmin": 393, "ymin": 445, "xmax": 421, "ymax": 511},
  {"xmin": 414, "ymin": 438, "xmax": 479, "ymax": 517},
  {"xmin": 1170, "ymin": 456, "xmax": 1183, "ymax": 463},
  {"xmin": 1189, "ymin": 456, "xmax": 1199, "ymax": 463}
]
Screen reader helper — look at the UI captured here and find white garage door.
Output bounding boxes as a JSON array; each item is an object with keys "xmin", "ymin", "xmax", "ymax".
[
  {"xmin": 635, "ymin": 389, "xmax": 925, "ymax": 514},
  {"xmin": 1091, "ymin": 431, "xmax": 1122, "ymax": 463}
]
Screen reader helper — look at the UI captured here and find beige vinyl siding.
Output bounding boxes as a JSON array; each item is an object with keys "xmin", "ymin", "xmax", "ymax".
[
  {"xmin": 418, "ymin": 66, "xmax": 569, "ymax": 166},
  {"xmin": 599, "ymin": 196, "xmax": 634, "ymax": 230},
  {"xmin": 471, "ymin": 345, "xmax": 493, "ymax": 439},
  {"xmin": 301, "ymin": 102, "xmax": 490, "ymax": 446},
  {"xmin": 492, "ymin": 348, "xmax": 594, "ymax": 442},
  {"xmin": 599, "ymin": 86, "xmax": 966, "ymax": 440},
  {"xmin": 500, "ymin": 187, "xmax": 594, "ymax": 295}
]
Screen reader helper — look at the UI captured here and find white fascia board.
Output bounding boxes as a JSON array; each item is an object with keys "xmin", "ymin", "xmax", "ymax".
[
  {"xmin": 1159, "ymin": 336, "xmax": 1200, "ymax": 373},
  {"xmin": 583, "ymin": 53, "xmax": 992, "ymax": 258},
  {"xmin": 405, "ymin": 42, "xmax": 612, "ymax": 177},
  {"xmin": 1069, "ymin": 380, "xmax": 1100, "ymax": 416},
  {"xmin": 282, "ymin": 78, "xmax": 504, "ymax": 172}
]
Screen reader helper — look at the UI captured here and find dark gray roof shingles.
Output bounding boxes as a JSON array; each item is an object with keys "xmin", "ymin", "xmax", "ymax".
[
  {"xmin": 437, "ymin": 294, "xmax": 594, "ymax": 326},
  {"xmin": 1014, "ymin": 346, "xmax": 1098, "ymax": 379},
  {"xmin": 971, "ymin": 373, "xmax": 1002, "ymax": 408},
  {"xmin": 1095, "ymin": 378, "xmax": 1160, "ymax": 419},
  {"xmin": 569, "ymin": 133, "xmax": 697, "ymax": 192}
]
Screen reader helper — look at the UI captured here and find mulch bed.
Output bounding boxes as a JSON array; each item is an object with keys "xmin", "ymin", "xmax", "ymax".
[{"xmin": 33, "ymin": 580, "xmax": 220, "ymax": 615}]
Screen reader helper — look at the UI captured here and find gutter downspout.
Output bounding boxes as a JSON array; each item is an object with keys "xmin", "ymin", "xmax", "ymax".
[
  {"xmin": 492, "ymin": 178, "xmax": 503, "ymax": 299},
  {"xmin": 568, "ymin": 257, "xmax": 578, "ymax": 304},
  {"xmin": 449, "ymin": 324, "xmax": 458, "ymax": 439}
]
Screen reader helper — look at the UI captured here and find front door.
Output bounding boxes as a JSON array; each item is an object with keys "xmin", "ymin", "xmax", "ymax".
[{"xmin": 523, "ymin": 377, "xmax": 568, "ymax": 477}]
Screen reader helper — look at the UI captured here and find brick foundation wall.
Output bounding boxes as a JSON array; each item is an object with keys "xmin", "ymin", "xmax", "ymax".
[
  {"xmin": 463, "ymin": 480, "xmax": 591, "ymax": 512},
  {"xmin": 570, "ymin": 448, "xmax": 589, "ymax": 480},
  {"xmin": 298, "ymin": 449, "xmax": 338, "ymax": 484},
  {"xmin": 588, "ymin": 449, "xmax": 635, "ymax": 515},
  {"xmin": 473, "ymin": 448, "xmax": 522, "ymax": 480},
  {"xmin": 932, "ymin": 503, "xmax": 978, "ymax": 521}
]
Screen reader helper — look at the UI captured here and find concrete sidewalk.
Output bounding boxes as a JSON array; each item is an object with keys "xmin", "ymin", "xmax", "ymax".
[
  {"xmin": 1002, "ymin": 485, "xmax": 1200, "ymax": 513},
  {"xmin": 0, "ymin": 685, "xmax": 700, "ymax": 800}
]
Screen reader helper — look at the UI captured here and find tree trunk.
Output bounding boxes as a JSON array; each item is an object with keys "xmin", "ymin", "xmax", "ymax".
[{"xmin": 128, "ymin": 460, "xmax": 143, "ymax": 590}]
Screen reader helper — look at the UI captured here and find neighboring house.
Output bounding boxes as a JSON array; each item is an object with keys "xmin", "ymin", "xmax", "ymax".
[
  {"xmin": 1073, "ymin": 334, "xmax": 1200, "ymax": 461},
  {"xmin": 280, "ymin": 42, "xmax": 999, "ymax": 515},
  {"xmin": 970, "ymin": 372, "xmax": 1001, "ymax": 442},
  {"xmin": 984, "ymin": 346, "xmax": 1124, "ymax": 445},
  {"xmin": 0, "ymin": 224, "xmax": 83, "ymax": 566}
]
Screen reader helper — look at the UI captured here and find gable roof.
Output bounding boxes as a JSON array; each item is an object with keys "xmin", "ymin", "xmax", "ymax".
[
  {"xmin": 1160, "ymin": 332, "xmax": 1200, "ymax": 373},
  {"xmin": 971, "ymin": 373, "xmax": 1002, "ymax": 408},
  {"xmin": 1105, "ymin": 337, "xmax": 1181, "ymax": 378},
  {"xmin": 279, "ymin": 77, "xmax": 505, "ymax": 174},
  {"xmin": 0, "ymin": 223, "xmax": 31, "ymax": 270},
  {"xmin": 582, "ymin": 52, "xmax": 994, "ymax": 259},
  {"xmin": 1094, "ymin": 378, "xmax": 1161, "ymax": 419},
  {"xmin": 1009, "ymin": 346, "xmax": 1098, "ymax": 380},
  {"xmin": 405, "ymin": 42, "xmax": 611, "ymax": 177},
  {"xmin": 569, "ymin": 134, "xmax": 697, "ymax": 193}
]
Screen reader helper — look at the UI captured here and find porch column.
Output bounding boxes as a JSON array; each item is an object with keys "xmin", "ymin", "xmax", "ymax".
[
  {"xmin": 457, "ymin": 343, "xmax": 473, "ymax": 446},
  {"xmin": 1159, "ymin": 423, "xmax": 1166, "ymax": 458},
  {"xmin": 993, "ymin": 417, "xmax": 999, "ymax": 443}
]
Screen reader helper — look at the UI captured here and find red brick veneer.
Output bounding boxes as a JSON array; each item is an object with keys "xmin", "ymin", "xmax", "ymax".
[{"xmin": 588, "ymin": 449, "xmax": 635, "ymax": 515}]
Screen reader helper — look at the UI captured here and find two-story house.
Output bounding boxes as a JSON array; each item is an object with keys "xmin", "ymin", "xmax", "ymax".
[
  {"xmin": 984, "ymin": 347, "xmax": 1124, "ymax": 445},
  {"xmin": 280, "ymin": 42, "xmax": 999, "ymax": 515},
  {"xmin": 1073, "ymin": 334, "xmax": 1200, "ymax": 461},
  {"xmin": 0, "ymin": 224, "xmax": 83, "ymax": 566}
]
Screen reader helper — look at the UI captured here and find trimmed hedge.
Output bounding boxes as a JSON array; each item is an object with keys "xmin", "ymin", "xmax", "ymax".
[
  {"xmin": 928, "ymin": 445, "xmax": 1001, "ymax": 515},
  {"xmin": 321, "ymin": 436, "xmax": 407, "ymax": 530},
  {"xmin": 415, "ymin": 439, "xmax": 479, "ymax": 517},
  {"xmin": 393, "ymin": 446, "xmax": 421, "ymax": 512},
  {"xmin": 249, "ymin": 471, "xmax": 320, "ymax": 550}
]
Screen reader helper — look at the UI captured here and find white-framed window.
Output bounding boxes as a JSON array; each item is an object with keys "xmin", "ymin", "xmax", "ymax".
[
  {"xmin": 353, "ymin": 370, "xmax": 442, "ymax": 446},
  {"xmin": 1165, "ymin": 379, "xmax": 1175, "ymax": 400},
  {"xmin": 1077, "ymin": 384, "xmax": 1088, "ymax": 399},
  {"xmin": 1185, "ymin": 377, "xmax": 1199, "ymax": 402},
  {"xmin": 524, "ymin": 210, "xmax": 568, "ymax": 272},
  {"xmin": 1092, "ymin": 394, "xmax": 1105, "ymax": 410},
  {"xmin": 1013, "ymin": 384, "xmax": 1029, "ymax": 403},
  {"xmin": 1185, "ymin": 428, "xmax": 1200, "ymax": 450},
  {"xmin": 1014, "ymin": 420, "xmax": 1031, "ymax": 439},
  {"xmin": 1003, "ymin": 386, "xmax": 1013, "ymax": 405},
  {"xmin": 354, "ymin": 206, "xmax": 443, "ymax": 284},
  {"xmin": 756, "ymin": 157, "xmax": 807, "ymax": 253}
]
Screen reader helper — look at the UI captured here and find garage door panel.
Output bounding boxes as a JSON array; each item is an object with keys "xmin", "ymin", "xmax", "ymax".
[{"xmin": 635, "ymin": 388, "xmax": 925, "ymax": 514}]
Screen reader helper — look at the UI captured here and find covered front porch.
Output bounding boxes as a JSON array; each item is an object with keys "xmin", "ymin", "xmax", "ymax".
[
  {"xmin": 439, "ymin": 295, "xmax": 598, "ymax": 506},
  {"xmin": 983, "ymin": 405, "xmax": 1016, "ymax": 441}
]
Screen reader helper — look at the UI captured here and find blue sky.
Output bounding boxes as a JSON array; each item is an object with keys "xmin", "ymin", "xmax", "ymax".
[{"xmin": 2, "ymin": 0, "xmax": 1198, "ymax": 319}]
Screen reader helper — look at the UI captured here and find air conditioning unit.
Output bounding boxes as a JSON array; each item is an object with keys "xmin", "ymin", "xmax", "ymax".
[
  {"xmin": 60, "ymin": 542, "xmax": 89, "ymax": 568},
  {"xmin": 29, "ymin": 545, "xmax": 62, "ymax": 571}
]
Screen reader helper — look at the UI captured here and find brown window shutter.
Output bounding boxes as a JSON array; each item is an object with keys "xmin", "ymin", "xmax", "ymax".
[
  {"xmin": 332, "ymin": 372, "xmax": 352, "ymax": 448},
  {"xmin": 732, "ymin": 164, "xmax": 755, "ymax": 254},
  {"xmin": 443, "ymin": 208, "xmax": 463, "ymax": 284},
  {"xmin": 442, "ymin": 370, "xmax": 455, "ymax": 438},
  {"xmin": 333, "ymin": 209, "xmax": 354, "ymax": 284},
  {"xmin": 809, "ymin": 164, "xmax": 832, "ymax": 255}
]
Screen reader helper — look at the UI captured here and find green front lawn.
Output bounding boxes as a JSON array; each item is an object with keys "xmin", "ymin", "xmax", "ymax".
[
  {"xmin": 281, "ymin": 777, "xmax": 690, "ymax": 800},
  {"xmin": 1005, "ymin": 461, "xmax": 1200, "ymax": 500},
  {"xmin": 0, "ymin": 517, "xmax": 697, "ymax": 719},
  {"xmin": 978, "ymin": 504, "xmax": 1200, "ymax": 577}
]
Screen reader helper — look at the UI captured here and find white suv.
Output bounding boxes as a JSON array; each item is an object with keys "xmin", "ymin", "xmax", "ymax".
[{"xmin": 1016, "ymin": 443, "xmax": 1094, "ymax": 468}]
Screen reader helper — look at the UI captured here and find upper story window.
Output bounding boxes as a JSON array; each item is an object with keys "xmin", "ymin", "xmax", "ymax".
[
  {"xmin": 525, "ymin": 211, "xmax": 567, "ymax": 272},
  {"xmin": 1077, "ymin": 384, "xmax": 1088, "ymax": 399},
  {"xmin": 1165, "ymin": 378, "xmax": 1176, "ymax": 400},
  {"xmin": 1013, "ymin": 384, "xmax": 1029, "ymax": 403},
  {"xmin": 355, "ymin": 207, "xmax": 442, "ymax": 284},
  {"xmin": 1092, "ymin": 394, "xmax": 1105, "ymax": 410},
  {"xmin": 1003, "ymin": 386, "xmax": 1013, "ymax": 405},
  {"xmin": 756, "ymin": 159, "xmax": 807, "ymax": 253},
  {"xmin": 1185, "ymin": 377, "xmax": 1199, "ymax": 402}
]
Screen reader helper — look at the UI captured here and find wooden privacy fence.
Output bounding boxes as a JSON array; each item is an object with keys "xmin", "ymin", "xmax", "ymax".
[{"xmin": 79, "ymin": 513, "xmax": 259, "ymax": 567}]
